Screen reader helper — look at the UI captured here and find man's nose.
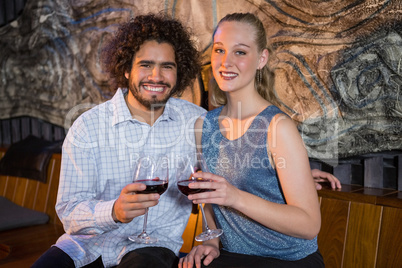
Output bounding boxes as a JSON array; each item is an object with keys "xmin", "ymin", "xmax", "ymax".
[{"xmin": 148, "ymin": 66, "xmax": 162, "ymax": 81}]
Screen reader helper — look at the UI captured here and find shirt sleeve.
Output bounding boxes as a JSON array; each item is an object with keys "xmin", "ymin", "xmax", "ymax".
[{"xmin": 55, "ymin": 116, "xmax": 119, "ymax": 235}]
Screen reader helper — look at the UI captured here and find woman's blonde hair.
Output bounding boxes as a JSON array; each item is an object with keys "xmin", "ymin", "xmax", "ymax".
[{"xmin": 210, "ymin": 12, "xmax": 279, "ymax": 107}]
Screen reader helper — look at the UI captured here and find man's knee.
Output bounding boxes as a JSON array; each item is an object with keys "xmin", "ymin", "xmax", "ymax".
[{"xmin": 32, "ymin": 246, "xmax": 74, "ymax": 268}]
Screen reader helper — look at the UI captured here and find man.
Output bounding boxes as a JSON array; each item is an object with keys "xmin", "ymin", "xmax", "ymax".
[{"xmin": 33, "ymin": 13, "xmax": 206, "ymax": 267}]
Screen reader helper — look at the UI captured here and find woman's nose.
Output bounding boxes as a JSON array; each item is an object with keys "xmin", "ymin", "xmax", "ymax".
[{"xmin": 222, "ymin": 54, "xmax": 233, "ymax": 67}]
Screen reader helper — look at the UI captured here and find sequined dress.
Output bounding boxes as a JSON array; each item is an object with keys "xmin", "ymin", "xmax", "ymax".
[{"xmin": 201, "ymin": 105, "xmax": 318, "ymax": 261}]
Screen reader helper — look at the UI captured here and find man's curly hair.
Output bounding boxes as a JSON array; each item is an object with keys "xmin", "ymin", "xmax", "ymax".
[{"xmin": 102, "ymin": 13, "xmax": 201, "ymax": 96}]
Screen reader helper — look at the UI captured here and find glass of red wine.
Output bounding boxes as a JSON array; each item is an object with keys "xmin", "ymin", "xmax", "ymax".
[
  {"xmin": 128, "ymin": 154, "xmax": 169, "ymax": 244},
  {"xmin": 176, "ymin": 152, "xmax": 223, "ymax": 241}
]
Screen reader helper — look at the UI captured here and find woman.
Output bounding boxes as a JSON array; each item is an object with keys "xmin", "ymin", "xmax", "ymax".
[{"xmin": 179, "ymin": 13, "xmax": 325, "ymax": 267}]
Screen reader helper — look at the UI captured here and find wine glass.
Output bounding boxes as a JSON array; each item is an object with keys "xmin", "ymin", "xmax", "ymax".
[
  {"xmin": 176, "ymin": 152, "xmax": 223, "ymax": 241},
  {"xmin": 128, "ymin": 154, "xmax": 169, "ymax": 244}
]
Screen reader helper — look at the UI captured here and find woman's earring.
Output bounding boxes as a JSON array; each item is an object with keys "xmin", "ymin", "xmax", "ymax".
[{"xmin": 257, "ymin": 69, "xmax": 262, "ymax": 85}]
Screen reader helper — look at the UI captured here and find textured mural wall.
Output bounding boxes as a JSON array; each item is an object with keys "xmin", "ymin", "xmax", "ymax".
[{"xmin": 0, "ymin": 0, "xmax": 401, "ymax": 161}]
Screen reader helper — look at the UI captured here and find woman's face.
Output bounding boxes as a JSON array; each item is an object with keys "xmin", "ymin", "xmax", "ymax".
[{"xmin": 211, "ymin": 21, "xmax": 265, "ymax": 94}]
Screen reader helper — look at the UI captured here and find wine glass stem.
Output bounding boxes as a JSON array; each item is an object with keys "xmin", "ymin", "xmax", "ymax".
[
  {"xmin": 198, "ymin": 203, "xmax": 211, "ymax": 232},
  {"xmin": 142, "ymin": 208, "xmax": 149, "ymax": 234}
]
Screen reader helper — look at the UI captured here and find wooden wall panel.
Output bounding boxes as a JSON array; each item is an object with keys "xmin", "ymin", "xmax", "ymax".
[
  {"xmin": 2, "ymin": 177, "xmax": 17, "ymax": 201},
  {"xmin": 22, "ymin": 179, "xmax": 39, "ymax": 209},
  {"xmin": 0, "ymin": 150, "xmax": 62, "ymax": 225},
  {"xmin": 13, "ymin": 178, "xmax": 29, "ymax": 206},
  {"xmin": 193, "ymin": 207, "xmax": 203, "ymax": 248},
  {"xmin": 318, "ymin": 197, "xmax": 349, "ymax": 268},
  {"xmin": 180, "ymin": 211, "xmax": 200, "ymax": 254},
  {"xmin": 180, "ymin": 205, "xmax": 203, "ymax": 254},
  {"xmin": 376, "ymin": 207, "xmax": 402, "ymax": 267},
  {"xmin": 0, "ymin": 178, "xmax": 6, "ymax": 196},
  {"xmin": 343, "ymin": 202, "xmax": 382, "ymax": 268},
  {"xmin": 45, "ymin": 156, "xmax": 62, "ymax": 224},
  {"xmin": 34, "ymin": 179, "xmax": 48, "ymax": 213}
]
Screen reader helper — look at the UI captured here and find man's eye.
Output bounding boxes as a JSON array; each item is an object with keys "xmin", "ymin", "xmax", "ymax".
[
  {"xmin": 236, "ymin": 51, "xmax": 246, "ymax": 55},
  {"xmin": 214, "ymin": 49, "xmax": 224, "ymax": 54}
]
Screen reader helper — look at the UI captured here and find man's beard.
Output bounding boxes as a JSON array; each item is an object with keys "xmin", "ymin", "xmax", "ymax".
[{"xmin": 129, "ymin": 82, "xmax": 175, "ymax": 111}]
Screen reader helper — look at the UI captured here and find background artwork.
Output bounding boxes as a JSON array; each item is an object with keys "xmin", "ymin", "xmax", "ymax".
[{"xmin": 0, "ymin": 0, "xmax": 401, "ymax": 161}]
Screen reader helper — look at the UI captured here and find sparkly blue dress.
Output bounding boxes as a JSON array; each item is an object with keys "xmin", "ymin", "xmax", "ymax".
[{"xmin": 201, "ymin": 105, "xmax": 318, "ymax": 261}]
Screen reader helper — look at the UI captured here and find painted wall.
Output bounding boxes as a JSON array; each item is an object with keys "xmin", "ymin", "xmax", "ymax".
[{"xmin": 0, "ymin": 0, "xmax": 401, "ymax": 161}]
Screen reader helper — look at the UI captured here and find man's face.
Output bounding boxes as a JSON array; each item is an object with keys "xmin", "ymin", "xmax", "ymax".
[{"xmin": 125, "ymin": 40, "xmax": 177, "ymax": 111}]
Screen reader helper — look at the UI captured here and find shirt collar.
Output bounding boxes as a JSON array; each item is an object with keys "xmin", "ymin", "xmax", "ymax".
[{"xmin": 111, "ymin": 88, "xmax": 179, "ymax": 126}]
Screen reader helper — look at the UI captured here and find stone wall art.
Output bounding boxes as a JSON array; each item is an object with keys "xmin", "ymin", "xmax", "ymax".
[{"xmin": 0, "ymin": 0, "xmax": 401, "ymax": 161}]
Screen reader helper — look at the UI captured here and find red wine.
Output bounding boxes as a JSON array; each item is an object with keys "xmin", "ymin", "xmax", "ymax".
[
  {"xmin": 134, "ymin": 180, "xmax": 168, "ymax": 195},
  {"xmin": 177, "ymin": 179, "xmax": 212, "ymax": 196}
]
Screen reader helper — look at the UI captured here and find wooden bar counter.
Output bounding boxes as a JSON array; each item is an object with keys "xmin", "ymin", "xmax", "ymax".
[
  {"xmin": 1, "ymin": 145, "xmax": 400, "ymax": 268},
  {"xmin": 317, "ymin": 184, "xmax": 401, "ymax": 268}
]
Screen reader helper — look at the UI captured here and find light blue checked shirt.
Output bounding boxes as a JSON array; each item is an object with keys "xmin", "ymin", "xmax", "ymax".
[{"xmin": 55, "ymin": 88, "xmax": 206, "ymax": 267}]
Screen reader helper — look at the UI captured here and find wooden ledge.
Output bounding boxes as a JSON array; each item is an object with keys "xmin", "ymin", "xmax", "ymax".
[
  {"xmin": 0, "ymin": 224, "xmax": 64, "ymax": 266},
  {"xmin": 0, "ymin": 244, "xmax": 11, "ymax": 260},
  {"xmin": 317, "ymin": 183, "xmax": 402, "ymax": 209}
]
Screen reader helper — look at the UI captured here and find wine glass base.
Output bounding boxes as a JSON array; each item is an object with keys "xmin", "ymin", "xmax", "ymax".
[
  {"xmin": 128, "ymin": 234, "xmax": 158, "ymax": 244},
  {"xmin": 195, "ymin": 228, "xmax": 223, "ymax": 242}
]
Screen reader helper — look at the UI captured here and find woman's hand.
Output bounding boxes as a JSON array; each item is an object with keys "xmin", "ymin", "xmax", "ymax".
[
  {"xmin": 188, "ymin": 172, "xmax": 239, "ymax": 208},
  {"xmin": 311, "ymin": 169, "xmax": 342, "ymax": 190},
  {"xmin": 178, "ymin": 244, "xmax": 220, "ymax": 268}
]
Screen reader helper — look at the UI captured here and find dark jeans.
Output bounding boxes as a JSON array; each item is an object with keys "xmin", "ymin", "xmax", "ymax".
[
  {"xmin": 32, "ymin": 246, "xmax": 179, "ymax": 268},
  {"xmin": 201, "ymin": 249, "xmax": 325, "ymax": 268}
]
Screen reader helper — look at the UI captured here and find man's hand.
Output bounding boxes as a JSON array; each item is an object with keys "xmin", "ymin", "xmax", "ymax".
[
  {"xmin": 112, "ymin": 183, "xmax": 160, "ymax": 223},
  {"xmin": 311, "ymin": 169, "xmax": 342, "ymax": 190}
]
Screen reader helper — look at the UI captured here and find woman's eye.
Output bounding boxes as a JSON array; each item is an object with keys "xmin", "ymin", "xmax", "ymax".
[
  {"xmin": 215, "ymin": 48, "xmax": 224, "ymax": 54},
  {"xmin": 236, "ymin": 51, "xmax": 246, "ymax": 55}
]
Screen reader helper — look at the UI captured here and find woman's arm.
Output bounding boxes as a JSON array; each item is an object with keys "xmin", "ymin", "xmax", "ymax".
[
  {"xmin": 190, "ymin": 114, "xmax": 321, "ymax": 240},
  {"xmin": 178, "ymin": 204, "xmax": 220, "ymax": 268},
  {"xmin": 265, "ymin": 113, "xmax": 321, "ymax": 238},
  {"xmin": 179, "ymin": 117, "xmax": 220, "ymax": 268}
]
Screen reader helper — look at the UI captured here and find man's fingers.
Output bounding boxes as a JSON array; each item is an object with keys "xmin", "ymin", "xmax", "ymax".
[
  {"xmin": 121, "ymin": 183, "xmax": 146, "ymax": 194},
  {"xmin": 315, "ymin": 182, "xmax": 322, "ymax": 190}
]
